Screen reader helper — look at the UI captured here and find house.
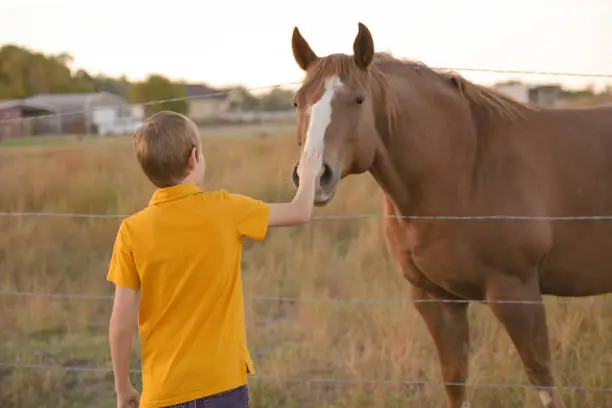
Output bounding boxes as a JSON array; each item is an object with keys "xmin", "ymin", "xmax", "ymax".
[
  {"xmin": 493, "ymin": 82, "xmax": 562, "ymax": 108},
  {"xmin": 0, "ymin": 99, "xmax": 59, "ymax": 139},
  {"xmin": 24, "ymin": 92, "xmax": 140, "ymax": 135},
  {"xmin": 528, "ymin": 85, "xmax": 562, "ymax": 108},
  {"xmin": 181, "ymin": 84, "xmax": 244, "ymax": 124}
]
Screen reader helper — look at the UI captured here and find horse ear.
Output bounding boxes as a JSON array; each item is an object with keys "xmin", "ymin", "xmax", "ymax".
[
  {"xmin": 353, "ymin": 22, "xmax": 374, "ymax": 70},
  {"xmin": 292, "ymin": 27, "xmax": 318, "ymax": 71}
]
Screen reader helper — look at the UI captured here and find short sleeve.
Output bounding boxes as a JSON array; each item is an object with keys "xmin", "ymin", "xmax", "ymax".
[
  {"xmin": 226, "ymin": 192, "xmax": 270, "ymax": 242},
  {"xmin": 106, "ymin": 221, "xmax": 140, "ymax": 290}
]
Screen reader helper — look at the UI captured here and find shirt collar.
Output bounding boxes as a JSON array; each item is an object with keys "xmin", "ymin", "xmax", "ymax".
[{"xmin": 149, "ymin": 183, "xmax": 201, "ymax": 206}]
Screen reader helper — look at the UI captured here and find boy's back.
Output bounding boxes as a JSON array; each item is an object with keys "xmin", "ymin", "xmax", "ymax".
[
  {"xmin": 107, "ymin": 111, "xmax": 322, "ymax": 408},
  {"xmin": 108, "ymin": 185, "xmax": 269, "ymax": 407}
]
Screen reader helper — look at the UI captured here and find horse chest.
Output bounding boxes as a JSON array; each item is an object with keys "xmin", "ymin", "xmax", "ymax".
[
  {"xmin": 383, "ymin": 212, "xmax": 553, "ymax": 299},
  {"xmin": 384, "ymin": 219, "xmax": 473, "ymax": 294}
]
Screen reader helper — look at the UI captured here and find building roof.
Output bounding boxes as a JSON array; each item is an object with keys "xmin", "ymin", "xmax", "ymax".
[
  {"xmin": 0, "ymin": 98, "xmax": 56, "ymax": 113},
  {"xmin": 23, "ymin": 92, "xmax": 115, "ymax": 112}
]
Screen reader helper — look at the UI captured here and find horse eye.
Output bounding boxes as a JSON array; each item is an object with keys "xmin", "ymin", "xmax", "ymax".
[
  {"xmin": 355, "ymin": 96, "xmax": 364, "ymax": 104},
  {"xmin": 293, "ymin": 101, "xmax": 298, "ymax": 108}
]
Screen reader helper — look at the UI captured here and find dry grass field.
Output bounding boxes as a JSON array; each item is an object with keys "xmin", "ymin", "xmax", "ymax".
[{"xmin": 1, "ymin": 124, "xmax": 611, "ymax": 408}]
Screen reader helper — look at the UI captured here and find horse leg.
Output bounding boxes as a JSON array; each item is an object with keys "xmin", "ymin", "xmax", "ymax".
[
  {"xmin": 412, "ymin": 285, "xmax": 471, "ymax": 408},
  {"xmin": 485, "ymin": 274, "xmax": 566, "ymax": 408}
]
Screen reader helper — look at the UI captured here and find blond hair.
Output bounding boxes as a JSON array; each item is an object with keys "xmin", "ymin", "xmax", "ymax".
[{"xmin": 133, "ymin": 111, "xmax": 201, "ymax": 188}]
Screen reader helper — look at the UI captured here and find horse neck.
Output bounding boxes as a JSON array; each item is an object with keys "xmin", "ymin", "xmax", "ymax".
[{"xmin": 368, "ymin": 80, "xmax": 480, "ymax": 215}]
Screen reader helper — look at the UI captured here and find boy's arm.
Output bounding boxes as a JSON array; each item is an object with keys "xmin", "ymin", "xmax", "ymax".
[
  {"xmin": 267, "ymin": 168, "xmax": 317, "ymax": 227},
  {"xmin": 109, "ymin": 285, "xmax": 139, "ymax": 395},
  {"xmin": 229, "ymin": 149, "xmax": 322, "ymax": 239},
  {"xmin": 106, "ymin": 221, "xmax": 140, "ymax": 403}
]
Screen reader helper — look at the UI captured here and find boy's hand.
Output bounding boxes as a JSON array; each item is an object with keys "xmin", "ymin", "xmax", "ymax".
[
  {"xmin": 267, "ymin": 148, "xmax": 322, "ymax": 227},
  {"xmin": 297, "ymin": 149, "xmax": 323, "ymax": 180},
  {"xmin": 116, "ymin": 384, "xmax": 139, "ymax": 408}
]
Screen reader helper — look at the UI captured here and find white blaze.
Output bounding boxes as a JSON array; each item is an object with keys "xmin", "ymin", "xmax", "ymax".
[
  {"xmin": 461, "ymin": 402, "xmax": 470, "ymax": 408},
  {"xmin": 304, "ymin": 75, "xmax": 343, "ymax": 154}
]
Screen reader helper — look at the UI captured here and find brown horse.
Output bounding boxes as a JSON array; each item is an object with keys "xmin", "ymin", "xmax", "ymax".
[{"xmin": 288, "ymin": 22, "xmax": 612, "ymax": 408}]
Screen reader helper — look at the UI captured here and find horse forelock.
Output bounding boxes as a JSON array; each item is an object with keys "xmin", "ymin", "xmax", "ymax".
[
  {"xmin": 297, "ymin": 54, "xmax": 368, "ymax": 101},
  {"xmin": 296, "ymin": 53, "xmax": 401, "ymax": 132}
]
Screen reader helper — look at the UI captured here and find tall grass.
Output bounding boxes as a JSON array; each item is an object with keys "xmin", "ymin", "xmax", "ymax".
[{"xmin": 1, "ymin": 129, "xmax": 611, "ymax": 408}]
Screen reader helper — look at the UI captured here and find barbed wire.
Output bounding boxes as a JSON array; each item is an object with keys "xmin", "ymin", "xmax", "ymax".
[
  {"xmin": 2, "ymin": 64, "xmax": 612, "ymax": 126},
  {"xmin": 1, "ymin": 290, "xmax": 610, "ymax": 305},
  {"xmin": 2, "ymin": 210, "xmax": 612, "ymax": 305},
  {"xmin": 3, "ymin": 211, "xmax": 612, "ymax": 221},
  {"xmin": 0, "ymin": 290, "xmax": 113, "ymax": 300},
  {"xmin": 3, "ymin": 210, "xmax": 612, "ymax": 221},
  {"xmin": 0, "ymin": 362, "xmax": 610, "ymax": 393},
  {"xmin": 432, "ymin": 66, "xmax": 612, "ymax": 78}
]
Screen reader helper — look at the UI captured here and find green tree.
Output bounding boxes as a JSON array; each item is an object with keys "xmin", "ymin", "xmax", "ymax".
[
  {"xmin": 258, "ymin": 86, "xmax": 294, "ymax": 111},
  {"xmin": 231, "ymin": 86, "xmax": 261, "ymax": 111},
  {"xmin": 93, "ymin": 75, "xmax": 131, "ymax": 98},
  {"xmin": 0, "ymin": 45, "xmax": 96, "ymax": 99},
  {"xmin": 559, "ymin": 87, "xmax": 596, "ymax": 99},
  {"xmin": 129, "ymin": 74, "xmax": 188, "ymax": 116},
  {"xmin": 72, "ymin": 69, "xmax": 96, "ymax": 93}
]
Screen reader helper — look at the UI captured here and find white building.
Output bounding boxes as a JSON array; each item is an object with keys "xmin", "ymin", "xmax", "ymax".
[
  {"xmin": 24, "ymin": 92, "xmax": 141, "ymax": 135},
  {"xmin": 493, "ymin": 82, "xmax": 562, "ymax": 108}
]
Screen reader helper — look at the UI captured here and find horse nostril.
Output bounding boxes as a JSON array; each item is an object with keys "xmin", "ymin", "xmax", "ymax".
[
  {"xmin": 320, "ymin": 163, "xmax": 333, "ymax": 186},
  {"xmin": 291, "ymin": 164, "xmax": 300, "ymax": 187}
]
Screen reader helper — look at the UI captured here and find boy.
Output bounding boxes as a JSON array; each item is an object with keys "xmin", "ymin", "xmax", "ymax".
[{"xmin": 107, "ymin": 111, "xmax": 322, "ymax": 408}]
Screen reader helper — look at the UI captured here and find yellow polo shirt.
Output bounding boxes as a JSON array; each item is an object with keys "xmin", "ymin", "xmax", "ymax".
[{"xmin": 107, "ymin": 183, "xmax": 270, "ymax": 408}]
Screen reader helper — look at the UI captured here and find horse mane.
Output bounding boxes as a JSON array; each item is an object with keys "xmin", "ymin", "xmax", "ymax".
[
  {"xmin": 373, "ymin": 52, "xmax": 537, "ymax": 120},
  {"xmin": 299, "ymin": 52, "xmax": 536, "ymax": 130}
]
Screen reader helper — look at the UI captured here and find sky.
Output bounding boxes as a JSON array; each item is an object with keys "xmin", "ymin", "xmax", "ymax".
[{"xmin": 1, "ymin": 0, "xmax": 611, "ymax": 93}]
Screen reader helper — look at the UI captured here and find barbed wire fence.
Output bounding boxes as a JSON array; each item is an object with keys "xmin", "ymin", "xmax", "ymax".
[
  {"xmin": 2, "ymin": 64, "xmax": 612, "ymax": 398},
  {"xmin": 1, "ymin": 362, "xmax": 611, "ymax": 393},
  {"xmin": 2, "ymin": 287, "xmax": 612, "ymax": 394},
  {"xmin": 2, "ymin": 289, "xmax": 612, "ymax": 305}
]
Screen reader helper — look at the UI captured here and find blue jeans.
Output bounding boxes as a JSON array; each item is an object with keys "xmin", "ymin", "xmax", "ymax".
[{"xmin": 164, "ymin": 385, "xmax": 249, "ymax": 408}]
